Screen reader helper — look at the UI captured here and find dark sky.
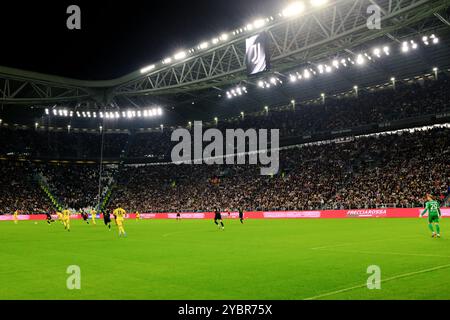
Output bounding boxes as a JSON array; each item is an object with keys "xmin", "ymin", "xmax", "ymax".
[{"xmin": 0, "ymin": 0, "xmax": 289, "ymax": 80}]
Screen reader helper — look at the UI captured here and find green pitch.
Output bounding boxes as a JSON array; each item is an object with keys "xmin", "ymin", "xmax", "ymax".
[{"xmin": 0, "ymin": 218, "xmax": 449, "ymax": 300}]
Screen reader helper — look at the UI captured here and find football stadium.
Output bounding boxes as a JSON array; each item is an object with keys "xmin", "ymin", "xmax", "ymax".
[{"xmin": 1, "ymin": 0, "xmax": 450, "ymax": 302}]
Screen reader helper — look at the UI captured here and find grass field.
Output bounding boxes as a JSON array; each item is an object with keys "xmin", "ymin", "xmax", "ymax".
[{"xmin": 0, "ymin": 218, "xmax": 449, "ymax": 300}]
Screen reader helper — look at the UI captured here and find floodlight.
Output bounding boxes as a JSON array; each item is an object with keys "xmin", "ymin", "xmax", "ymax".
[
  {"xmin": 282, "ymin": 2, "xmax": 305, "ymax": 17},
  {"xmin": 220, "ymin": 33, "xmax": 229, "ymax": 41},
  {"xmin": 304, "ymin": 69, "xmax": 311, "ymax": 79},
  {"xmin": 318, "ymin": 64, "xmax": 324, "ymax": 73},
  {"xmin": 140, "ymin": 65, "xmax": 155, "ymax": 74},
  {"xmin": 163, "ymin": 57, "xmax": 172, "ymax": 64},
  {"xmin": 174, "ymin": 51, "xmax": 187, "ymax": 60},
  {"xmin": 356, "ymin": 54, "xmax": 365, "ymax": 65},
  {"xmin": 253, "ymin": 19, "xmax": 266, "ymax": 28},
  {"xmin": 199, "ymin": 42, "xmax": 209, "ymax": 50}
]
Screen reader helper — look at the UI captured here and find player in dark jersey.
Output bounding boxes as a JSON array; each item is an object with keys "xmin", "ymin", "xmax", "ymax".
[
  {"xmin": 176, "ymin": 211, "xmax": 181, "ymax": 221},
  {"xmin": 238, "ymin": 207, "xmax": 244, "ymax": 224},
  {"xmin": 45, "ymin": 211, "xmax": 55, "ymax": 225},
  {"xmin": 103, "ymin": 211, "xmax": 112, "ymax": 230},
  {"xmin": 81, "ymin": 210, "xmax": 90, "ymax": 224},
  {"xmin": 214, "ymin": 208, "xmax": 224, "ymax": 230}
]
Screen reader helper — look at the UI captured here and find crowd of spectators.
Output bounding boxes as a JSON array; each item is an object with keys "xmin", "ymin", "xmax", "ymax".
[
  {"xmin": 109, "ymin": 128, "xmax": 450, "ymax": 212},
  {"xmin": 0, "ymin": 161, "xmax": 50, "ymax": 214}
]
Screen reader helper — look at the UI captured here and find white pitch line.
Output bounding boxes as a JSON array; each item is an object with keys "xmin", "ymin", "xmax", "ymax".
[
  {"xmin": 304, "ymin": 263, "xmax": 450, "ymax": 300},
  {"xmin": 310, "ymin": 236, "xmax": 416, "ymax": 250},
  {"xmin": 313, "ymin": 248, "xmax": 450, "ymax": 259}
]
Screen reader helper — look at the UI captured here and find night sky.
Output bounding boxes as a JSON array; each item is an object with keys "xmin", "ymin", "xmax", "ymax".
[{"xmin": 0, "ymin": 0, "xmax": 289, "ymax": 80}]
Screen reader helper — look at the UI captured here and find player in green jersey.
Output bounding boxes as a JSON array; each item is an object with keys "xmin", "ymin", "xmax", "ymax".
[{"xmin": 419, "ymin": 194, "xmax": 442, "ymax": 238}]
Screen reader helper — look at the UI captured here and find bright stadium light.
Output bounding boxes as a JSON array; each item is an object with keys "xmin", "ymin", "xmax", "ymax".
[
  {"xmin": 310, "ymin": 0, "xmax": 328, "ymax": 6},
  {"xmin": 290, "ymin": 74, "xmax": 297, "ymax": 82},
  {"xmin": 220, "ymin": 33, "xmax": 229, "ymax": 41},
  {"xmin": 99, "ymin": 126, "xmax": 103, "ymax": 132},
  {"xmin": 140, "ymin": 64, "xmax": 155, "ymax": 74},
  {"xmin": 82, "ymin": 112, "xmax": 86, "ymax": 118},
  {"xmin": 212, "ymin": 38, "xmax": 219, "ymax": 45},
  {"xmin": 430, "ymin": 34, "xmax": 439, "ymax": 44},
  {"xmin": 383, "ymin": 46, "xmax": 390, "ymax": 55},
  {"xmin": 258, "ymin": 80, "xmax": 265, "ymax": 88},
  {"xmin": 401, "ymin": 41, "xmax": 409, "ymax": 52},
  {"xmin": 356, "ymin": 54, "xmax": 365, "ymax": 65},
  {"xmin": 303, "ymin": 69, "xmax": 311, "ymax": 79},
  {"xmin": 99, "ymin": 112, "xmax": 103, "ymax": 118},
  {"xmin": 282, "ymin": 2, "xmax": 305, "ymax": 17},
  {"xmin": 69, "ymin": 111, "xmax": 74, "ymax": 117},
  {"xmin": 332, "ymin": 60, "xmax": 339, "ymax": 68},
  {"xmin": 325, "ymin": 65, "xmax": 332, "ymax": 73},
  {"xmin": 318, "ymin": 64, "xmax": 324, "ymax": 73},
  {"xmin": 253, "ymin": 19, "xmax": 266, "ymax": 28},
  {"xmin": 35, "ymin": 122, "xmax": 39, "ymax": 129},
  {"xmin": 174, "ymin": 51, "xmax": 187, "ymax": 60},
  {"xmin": 63, "ymin": 110, "xmax": 68, "ymax": 117},
  {"xmin": 198, "ymin": 42, "xmax": 209, "ymax": 50},
  {"xmin": 163, "ymin": 57, "xmax": 172, "ymax": 64},
  {"xmin": 45, "ymin": 108, "xmax": 49, "ymax": 115},
  {"xmin": 373, "ymin": 48, "xmax": 381, "ymax": 57}
]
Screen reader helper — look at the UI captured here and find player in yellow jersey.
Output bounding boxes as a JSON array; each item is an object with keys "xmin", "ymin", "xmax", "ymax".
[
  {"xmin": 113, "ymin": 205, "xmax": 127, "ymax": 237},
  {"xmin": 90, "ymin": 209, "xmax": 97, "ymax": 225},
  {"xmin": 62, "ymin": 208, "xmax": 71, "ymax": 232},
  {"xmin": 56, "ymin": 211, "xmax": 63, "ymax": 224},
  {"xmin": 13, "ymin": 210, "xmax": 19, "ymax": 224},
  {"xmin": 135, "ymin": 211, "xmax": 140, "ymax": 221}
]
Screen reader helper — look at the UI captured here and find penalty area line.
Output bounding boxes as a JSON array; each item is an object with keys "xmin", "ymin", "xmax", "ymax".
[{"xmin": 303, "ymin": 263, "xmax": 450, "ymax": 300}]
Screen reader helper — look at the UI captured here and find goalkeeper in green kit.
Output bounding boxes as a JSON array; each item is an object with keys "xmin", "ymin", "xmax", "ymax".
[{"xmin": 419, "ymin": 194, "xmax": 442, "ymax": 238}]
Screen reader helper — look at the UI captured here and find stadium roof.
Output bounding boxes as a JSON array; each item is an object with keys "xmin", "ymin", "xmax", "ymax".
[{"xmin": 1, "ymin": 0, "xmax": 450, "ymax": 126}]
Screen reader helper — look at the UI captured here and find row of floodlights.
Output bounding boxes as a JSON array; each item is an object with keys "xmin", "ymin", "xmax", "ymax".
[
  {"xmin": 226, "ymin": 86, "xmax": 248, "ymax": 99},
  {"xmin": 253, "ymin": 34, "xmax": 439, "ymax": 88},
  {"xmin": 140, "ymin": 1, "xmax": 329, "ymax": 74},
  {"xmin": 45, "ymin": 108, "xmax": 163, "ymax": 119}
]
